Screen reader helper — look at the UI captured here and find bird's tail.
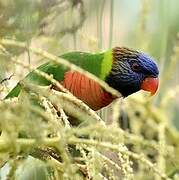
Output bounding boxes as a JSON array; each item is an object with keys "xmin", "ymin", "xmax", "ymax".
[{"xmin": 5, "ymin": 83, "xmax": 21, "ymax": 99}]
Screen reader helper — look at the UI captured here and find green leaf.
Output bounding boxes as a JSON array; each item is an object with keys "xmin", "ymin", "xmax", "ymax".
[{"xmin": 15, "ymin": 157, "xmax": 50, "ymax": 180}]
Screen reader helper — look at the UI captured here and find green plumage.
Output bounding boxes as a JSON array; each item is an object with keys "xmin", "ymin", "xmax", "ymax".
[{"xmin": 5, "ymin": 50, "xmax": 113, "ymax": 99}]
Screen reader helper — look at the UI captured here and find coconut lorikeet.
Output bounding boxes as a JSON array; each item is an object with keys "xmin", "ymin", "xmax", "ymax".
[{"xmin": 5, "ymin": 47, "xmax": 159, "ymax": 110}]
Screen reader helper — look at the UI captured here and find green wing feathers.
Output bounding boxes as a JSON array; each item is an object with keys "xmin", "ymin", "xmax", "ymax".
[{"xmin": 5, "ymin": 50, "xmax": 113, "ymax": 99}]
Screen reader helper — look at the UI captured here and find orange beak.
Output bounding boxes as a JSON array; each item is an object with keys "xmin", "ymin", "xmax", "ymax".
[{"xmin": 141, "ymin": 77, "xmax": 159, "ymax": 95}]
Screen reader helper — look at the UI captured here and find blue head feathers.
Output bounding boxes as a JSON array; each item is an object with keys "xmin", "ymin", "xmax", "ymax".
[{"xmin": 105, "ymin": 47, "xmax": 159, "ymax": 97}]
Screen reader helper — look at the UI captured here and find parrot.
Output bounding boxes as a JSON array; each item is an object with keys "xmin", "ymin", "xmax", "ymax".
[{"xmin": 5, "ymin": 47, "xmax": 159, "ymax": 111}]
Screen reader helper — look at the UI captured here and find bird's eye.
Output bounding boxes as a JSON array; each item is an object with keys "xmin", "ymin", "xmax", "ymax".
[{"xmin": 132, "ymin": 62, "xmax": 140, "ymax": 71}]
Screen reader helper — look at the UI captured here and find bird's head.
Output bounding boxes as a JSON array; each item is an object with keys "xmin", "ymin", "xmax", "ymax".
[{"xmin": 105, "ymin": 47, "xmax": 159, "ymax": 97}]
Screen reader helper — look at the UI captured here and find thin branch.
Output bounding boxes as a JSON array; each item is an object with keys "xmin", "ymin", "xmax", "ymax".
[
  {"xmin": 0, "ymin": 74, "xmax": 14, "ymax": 84},
  {"xmin": 20, "ymin": 82, "xmax": 104, "ymax": 124},
  {"xmin": 68, "ymin": 137, "xmax": 170, "ymax": 180}
]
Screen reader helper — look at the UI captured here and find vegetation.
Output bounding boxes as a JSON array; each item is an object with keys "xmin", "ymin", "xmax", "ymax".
[{"xmin": 0, "ymin": 0, "xmax": 179, "ymax": 179}]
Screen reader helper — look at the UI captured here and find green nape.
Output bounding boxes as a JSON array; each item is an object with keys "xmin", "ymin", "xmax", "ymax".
[
  {"xmin": 100, "ymin": 49, "xmax": 113, "ymax": 79},
  {"xmin": 5, "ymin": 50, "xmax": 113, "ymax": 99}
]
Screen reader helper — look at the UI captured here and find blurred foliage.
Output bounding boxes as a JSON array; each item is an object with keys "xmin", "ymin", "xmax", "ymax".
[
  {"xmin": 0, "ymin": 0, "xmax": 179, "ymax": 180},
  {"xmin": 0, "ymin": 0, "xmax": 85, "ymax": 80},
  {"xmin": 0, "ymin": 0, "xmax": 85, "ymax": 39}
]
